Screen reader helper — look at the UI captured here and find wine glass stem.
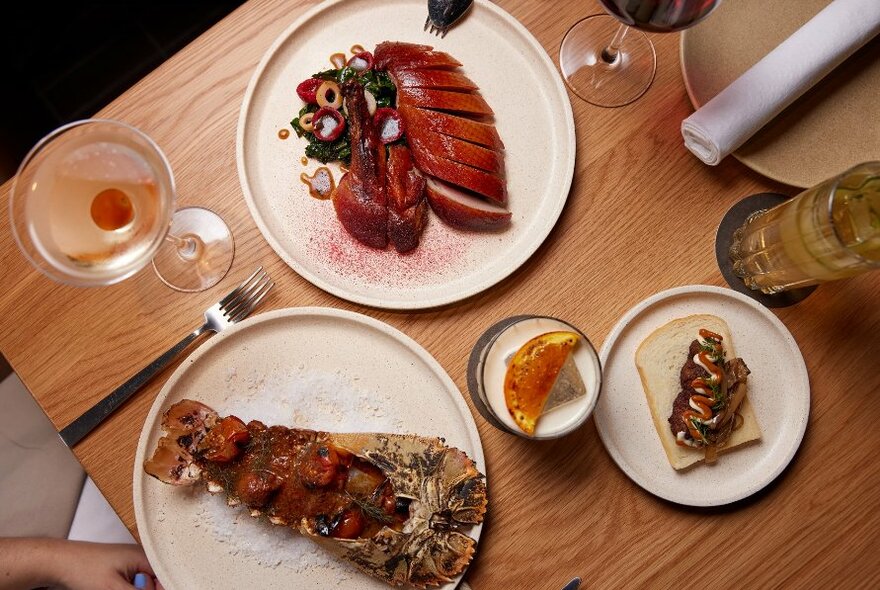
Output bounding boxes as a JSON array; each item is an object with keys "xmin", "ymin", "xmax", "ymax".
[
  {"xmin": 601, "ymin": 24, "xmax": 630, "ymax": 64},
  {"xmin": 165, "ymin": 233, "xmax": 201, "ymax": 261}
]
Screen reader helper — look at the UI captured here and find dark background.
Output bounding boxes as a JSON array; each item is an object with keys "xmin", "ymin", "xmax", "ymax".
[{"xmin": 0, "ymin": 1, "xmax": 246, "ymax": 184}]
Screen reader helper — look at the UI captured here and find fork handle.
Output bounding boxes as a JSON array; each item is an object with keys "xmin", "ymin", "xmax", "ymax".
[{"xmin": 59, "ymin": 326, "xmax": 208, "ymax": 448}]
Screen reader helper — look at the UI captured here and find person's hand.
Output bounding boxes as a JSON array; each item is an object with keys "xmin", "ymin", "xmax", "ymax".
[
  {"xmin": 0, "ymin": 538, "xmax": 163, "ymax": 590},
  {"xmin": 51, "ymin": 541, "xmax": 164, "ymax": 590}
]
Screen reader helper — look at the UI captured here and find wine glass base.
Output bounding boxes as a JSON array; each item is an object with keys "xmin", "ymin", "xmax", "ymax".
[
  {"xmin": 716, "ymin": 193, "xmax": 816, "ymax": 308},
  {"xmin": 559, "ymin": 14, "xmax": 657, "ymax": 107},
  {"xmin": 153, "ymin": 206, "xmax": 235, "ymax": 292}
]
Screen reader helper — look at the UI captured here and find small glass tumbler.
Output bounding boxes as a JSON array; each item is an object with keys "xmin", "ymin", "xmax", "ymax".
[
  {"xmin": 468, "ymin": 316, "xmax": 602, "ymax": 440},
  {"xmin": 729, "ymin": 161, "xmax": 880, "ymax": 294}
]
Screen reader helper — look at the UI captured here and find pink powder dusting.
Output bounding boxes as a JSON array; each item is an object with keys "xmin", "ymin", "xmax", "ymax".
[{"xmin": 306, "ymin": 208, "xmax": 472, "ymax": 287}]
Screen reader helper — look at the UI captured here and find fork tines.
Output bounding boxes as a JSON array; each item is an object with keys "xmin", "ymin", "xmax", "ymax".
[
  {"xmin": 220, "ymin": 266, "xmax": 274, "ymax": 322},
  {"xmin": 424, "ymin": 16, "xmax": 448, "ymax": 38}
]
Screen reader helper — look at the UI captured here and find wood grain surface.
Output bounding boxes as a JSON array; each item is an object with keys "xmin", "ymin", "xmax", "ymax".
[{"xmin": 1, "ymin": 1, "xmax": 879, "ymax": 588}]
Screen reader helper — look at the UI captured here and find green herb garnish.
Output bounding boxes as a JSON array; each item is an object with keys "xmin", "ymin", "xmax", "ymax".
[
  {"xmin": 691, "ymin": 418, "xmax": 711, "ymax": 444},
  {"xmin": 313, "ymin": 68, "xmax": 341, "ymax": 81},
  {"xmin": 347, "ymin": 494, "xmax": 394, "ymax": 524},
  {"xmin": 291, "ymin": 61, "xmax": 398, "ymax": 167},
  {"xmin": 306, "ymin": 136, "xmax": 351, "ymax": 164},
  {"xmin": 361, "ymin": 70, "xmax": 396, "ymax": 107}
]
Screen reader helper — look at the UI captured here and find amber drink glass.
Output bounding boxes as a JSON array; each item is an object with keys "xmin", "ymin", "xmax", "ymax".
[
  {"xmin": 729, "ymin": 161, "xmax": 880, "ymax": 294},
  {"xmin": 10, "ymin": 119, "xmax": 234, "ymax": 291}
]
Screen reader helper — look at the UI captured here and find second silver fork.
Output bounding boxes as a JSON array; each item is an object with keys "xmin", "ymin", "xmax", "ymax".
[{"xmin": 58, "ymin": 267, "xmax": 274, "ymax": 447}]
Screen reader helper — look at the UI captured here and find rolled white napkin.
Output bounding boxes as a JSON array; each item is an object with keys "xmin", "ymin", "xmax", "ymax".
[{"xmin": 682, "ymin": 0, "xmax": 880, "ymax": 166}]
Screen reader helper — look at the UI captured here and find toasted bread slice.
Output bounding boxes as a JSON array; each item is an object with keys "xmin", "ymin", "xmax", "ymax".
[{"xmin": 635, "ymin": 315, "xmax": 761, "ymax": 470}]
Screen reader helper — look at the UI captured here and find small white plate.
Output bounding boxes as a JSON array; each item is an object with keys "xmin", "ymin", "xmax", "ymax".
[
  {"xmin": 595, "ymin": 285, "xmax": 810, "ymax": 506},
  {"xmin": 133, "ymin": 308, "xmax": 484, "ymax": 589},
  {"xmin": 236, "ymin": 0, "xmax": 575, "ymax": 309}
]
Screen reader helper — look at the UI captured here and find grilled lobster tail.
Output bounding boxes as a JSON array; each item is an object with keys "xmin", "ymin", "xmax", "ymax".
[{"xmin": 145, "ymin": 399, "xmax": 486, "ymax": 588}]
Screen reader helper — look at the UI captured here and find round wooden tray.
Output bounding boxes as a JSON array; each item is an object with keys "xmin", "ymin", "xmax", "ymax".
[{"xmin": 681, "ymin": 0, "xmax": 880, "ymax": 188}]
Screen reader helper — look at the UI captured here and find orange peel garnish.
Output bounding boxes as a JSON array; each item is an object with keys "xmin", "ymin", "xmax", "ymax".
[{"xmin": 503, "ymin": 331, "xmax": 580, "ymax": 435}]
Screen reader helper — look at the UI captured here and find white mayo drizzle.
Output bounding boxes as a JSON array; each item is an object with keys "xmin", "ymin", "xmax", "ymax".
[
  {"xmin": 687, "ymin": 398, "xmax": 719, "ymax": 426},
  {"xmin": 677, "ymin": 431, "xmax": 699, "ymax": 447},
  {"xmin": 679, "ymin": 330, "xmax": 726, "ymax": 444},
  {"xmin": 692, "ymin": 383, "xmax": 712, "ymax": 396}
]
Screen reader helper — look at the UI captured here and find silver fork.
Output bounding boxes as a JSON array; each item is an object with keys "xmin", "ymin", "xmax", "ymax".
[
  {"xmin": 59, "ymin": 267, "xmax": 274, "ymax": 447},
  {"xmin": 424, "ymin": 0, "xmax": 473, "ymax": 37}
]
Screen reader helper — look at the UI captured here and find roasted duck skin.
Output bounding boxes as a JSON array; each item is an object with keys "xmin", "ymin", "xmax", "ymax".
[
  {"xmin": 397, "ymin": 106, "xmax": 504, "ymax": 151},
  {"xmin": 375, "ymin": 41, "xmax": 507, "ymax": 206},
  {"xmin": 333, "ymin": 79, "xmax": 388, "ymax": 249},
  {"xmin": 319, "ymin": 41, "xmax": 510, "ymax": 245},
  {"xmin": 425, "ymin": 178, "xmax": 512, "ymax": 231},
  {"xmin": 145, "ymin": 399, "xmax": 487, "ymax": 588},
  {"xmin": 409, "ymin": 149, "xmax": 506, "ymax": 205},
  {"xmin": 373, "ymin": 42, "xmax": 462, "ymax": 70},
  {"xmin": 396, "ymin": 87, "xmax": 494, "ymax": 117},
  {"xmin": 408, "ymin": 129, "xmax": 503, "ymax": 174},
  {"xmin": 332, "ymin": 79, "xmax": 428, "ymax": 251},
  {"xmin": 393, "ymin": 69, "xmax": 479, "ymax": 91},
  {"xmin": 387, "ymin": 144, "xmax": 429, "ymax": 253}
]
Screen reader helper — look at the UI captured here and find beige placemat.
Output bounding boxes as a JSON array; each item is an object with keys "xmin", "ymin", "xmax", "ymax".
[
  {"xmin": 0, "ymin": 374, "xmax": 85, "ymax": 538},
  {"xmin": 681, "ymin": 0, "xmax": 880, "ymax": 188}
]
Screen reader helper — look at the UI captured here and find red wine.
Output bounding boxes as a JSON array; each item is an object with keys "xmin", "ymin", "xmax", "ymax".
[{"xmin": 600, "ymin": 0, "xmax": 721, "ymax": 33}]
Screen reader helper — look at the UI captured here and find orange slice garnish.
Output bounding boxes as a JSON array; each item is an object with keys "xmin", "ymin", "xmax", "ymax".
[{"xmin": 504, "ymin": 331, "xmax": 580, "ymax": 435}]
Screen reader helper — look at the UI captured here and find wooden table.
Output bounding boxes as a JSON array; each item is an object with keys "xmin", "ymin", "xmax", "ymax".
[{"xmin": 2, "ymin": 1, "xmax": 879, "ymax": 588}]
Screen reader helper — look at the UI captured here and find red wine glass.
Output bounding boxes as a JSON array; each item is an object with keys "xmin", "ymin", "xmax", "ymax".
[{"xmin": 560, "ymin": 0, "xmax": 723, "ymax": 107}]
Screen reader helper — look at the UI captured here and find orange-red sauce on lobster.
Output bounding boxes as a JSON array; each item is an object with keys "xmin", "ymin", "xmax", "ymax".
[
  {"xmin": 199, "ymin": 419, "xmax": 408, "ymax": 539},
  {"xmin": 677, "ymin": 329, "xmax": 724, "ymax": 447}
]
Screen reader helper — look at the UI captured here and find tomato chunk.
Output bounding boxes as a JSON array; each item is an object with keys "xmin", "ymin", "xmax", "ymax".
[
  {"xmin": 299, "ymin": 443, "xmax": 340, "ymax": 488},
  {"xmin": 200, "ymin": 416, "xmax": 249, "ymax": 462},
  {"xmin": 331, "ymin": 507, "xmax": 366, "ymax": 539}
]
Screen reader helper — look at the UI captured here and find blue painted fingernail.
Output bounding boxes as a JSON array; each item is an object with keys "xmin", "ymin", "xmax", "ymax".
[{"xmin": 134, "ymin": 573, "xmax": 148, "ymax": 589}]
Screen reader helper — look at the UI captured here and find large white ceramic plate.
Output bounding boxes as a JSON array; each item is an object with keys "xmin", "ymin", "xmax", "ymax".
[
  {"xmin": 237, "ymin": 0, "xmax": 576, "ymax": 309},
  {"xmin": 133, "ymin": 308, "xmax": 484, "ymax": 589},
  {"xmin": 595, "ymin": 286, "xmax": 810, "ymax": 506}
]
